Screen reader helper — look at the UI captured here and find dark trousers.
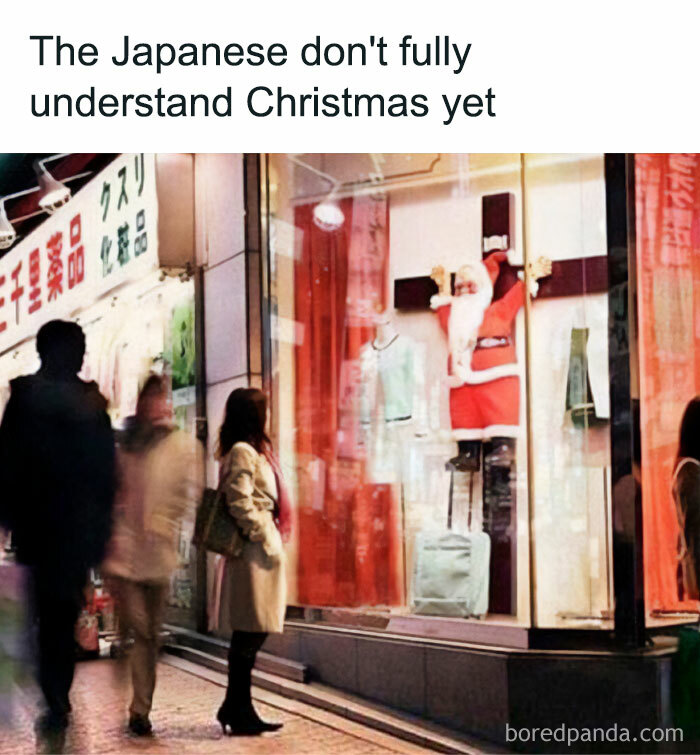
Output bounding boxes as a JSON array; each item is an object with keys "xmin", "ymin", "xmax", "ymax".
[
  {"xmin": 30, "ymin": 567, "xmax": 86, "ymax": 719},
  {"xmin": 223, "ymin": 631, "xmax": 267, "ymax": 714}
]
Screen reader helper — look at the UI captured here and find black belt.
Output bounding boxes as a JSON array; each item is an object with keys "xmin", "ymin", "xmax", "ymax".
[{"xmin": 475, "ymin": 336, "xmax": 510, "ymax": 350}]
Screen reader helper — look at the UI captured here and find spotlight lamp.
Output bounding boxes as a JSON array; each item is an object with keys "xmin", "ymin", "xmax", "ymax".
[
  {"xmin": 313, "ymin": 197, "xmax": 345, "ymax": 232},
  {"xmin": 35, "ymin": 161, "xmax": 72, "ymax": 214},
  {"xmin": 0, "ymin": 200, "xmax": 17, "ymax": 251},
  {"xmin": 288, "ymin": 156, "xmax": 346, "ymax": 233},
  {"xmin": 0, "ymin": 155, "xmax": 84, "ymax": 252}
]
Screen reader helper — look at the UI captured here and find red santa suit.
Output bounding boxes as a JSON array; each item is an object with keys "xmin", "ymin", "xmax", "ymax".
[{"xmin": 431, "ymin": 252, "xmax": 526, "ymax": 440}]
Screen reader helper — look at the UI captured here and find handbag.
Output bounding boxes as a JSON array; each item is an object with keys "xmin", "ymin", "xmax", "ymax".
[{"xmin": 192, "ymin": 487, "xmax": 241, "ymax": 558}]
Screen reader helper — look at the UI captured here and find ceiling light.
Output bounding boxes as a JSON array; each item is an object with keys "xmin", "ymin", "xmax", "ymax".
[
  {"xmin": 0, "ymin": 200, "xmax": 17, "ymax": 250},
  {"xmin": 35, "ymin": 161, "xmax": 71, "ymax": 214},
  {"xmin": 313, "ymin": 197, "xmax": 345, "ymax": 232},
  {"xmin": 288, "ymin": 155, "xmax": 346, "ymax": 233}
]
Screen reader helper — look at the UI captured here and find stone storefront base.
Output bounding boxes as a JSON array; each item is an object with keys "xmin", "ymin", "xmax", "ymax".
[{"xmin": 261, "ymin": 623, "xmax": 675, "ymax": 753}]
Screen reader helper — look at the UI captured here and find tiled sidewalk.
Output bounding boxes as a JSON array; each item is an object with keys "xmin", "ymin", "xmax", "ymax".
[{"xmin": 0, "ymin": 659, "xmax": 425, "ymax": 754}]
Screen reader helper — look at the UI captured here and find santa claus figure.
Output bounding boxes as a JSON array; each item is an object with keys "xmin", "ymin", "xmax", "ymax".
[{"xmin": 430, "ymin": 251, "xmax": 551, "ymax": 440}]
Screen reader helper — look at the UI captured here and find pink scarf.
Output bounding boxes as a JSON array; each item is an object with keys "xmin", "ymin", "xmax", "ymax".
[{"xmin": 264, "ymin": 449, "xmax": 293, "ymax": 541}]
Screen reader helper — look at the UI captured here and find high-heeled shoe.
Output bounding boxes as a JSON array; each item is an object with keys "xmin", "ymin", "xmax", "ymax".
[
  {"xmin": 216, "ymin": 705, "xmax": 283, "ymax": 735},
  {"xmin": 247, "ymin": 708, "xmax": 283, "ymax": 734}
]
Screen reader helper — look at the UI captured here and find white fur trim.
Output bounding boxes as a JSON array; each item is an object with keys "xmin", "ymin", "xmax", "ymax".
[
  {"xmin": 452, "ymin": 425, "xmax": 521, "ymax": 441},
  {"xmin": 452, "ymin": 428, "xmax": 487, "ymax": 441},
  {"xmin": 430, "ymin": 294, "xmax": 453, "ymax": 310},
  {"xmin": 484, "ymin": 424, "xmax": 522, "ymax": 438}
]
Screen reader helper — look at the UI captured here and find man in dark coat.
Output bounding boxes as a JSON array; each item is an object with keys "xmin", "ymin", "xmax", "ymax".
[{"xmin": 0, "ymin": 320, "xmax": 115, "ymax": 750}]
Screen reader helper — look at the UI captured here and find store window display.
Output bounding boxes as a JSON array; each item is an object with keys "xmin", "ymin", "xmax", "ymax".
[{"xmin": 266, "ymin": 153, "xmax": 613, "ymax": 628}]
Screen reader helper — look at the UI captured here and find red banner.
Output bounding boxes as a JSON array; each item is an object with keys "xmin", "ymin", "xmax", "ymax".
[
  {"xmin": 636, "ymin": 153, "xmax": 700, "ymax": 612},
  {"xmin": 293, "ymin": 195, "xmax": 403, "ymax": 607}
]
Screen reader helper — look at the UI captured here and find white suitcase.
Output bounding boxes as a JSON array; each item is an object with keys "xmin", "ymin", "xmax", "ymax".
[{"xmin": 411, "ymin": 465, "xmax": 491, "ymax": 618}]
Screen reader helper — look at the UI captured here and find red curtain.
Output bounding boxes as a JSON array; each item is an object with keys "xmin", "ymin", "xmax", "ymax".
[
  {"xmin": 636, "ymin": 154, "xmax": 700, "ymax": 612},
  {"xmin": 294, "ymin": 195, "xmax": 403, "ymax": 607}
]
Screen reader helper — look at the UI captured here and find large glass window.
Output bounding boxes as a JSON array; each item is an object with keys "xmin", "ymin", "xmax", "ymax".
[
  {"xmin": 523, "ymin": 155, "xmax": 613, "ymax": 628},
  {"xmin": 266, "ymin": 153, "xmax": 612, "ymax": 628}
]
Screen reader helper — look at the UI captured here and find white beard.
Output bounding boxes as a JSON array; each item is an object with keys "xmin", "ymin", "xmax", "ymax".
[
  {"xmin": 448, "ymin": 287, "xmax": 491, "ymax": 367},
  {"xmin": 447, "ymin": 283, "xmax": 519, "ymax": 386}
]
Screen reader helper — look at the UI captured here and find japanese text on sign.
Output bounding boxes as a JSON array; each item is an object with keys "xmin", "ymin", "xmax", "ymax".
[{"xmin": 0, "ymin": 153, "xmax": 158, "ymax": 352}]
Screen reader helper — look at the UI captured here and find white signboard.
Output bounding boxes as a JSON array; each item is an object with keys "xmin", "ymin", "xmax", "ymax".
[{"xmin": 0, "ymin": 153, "xmax": 159, "ymax": 353}]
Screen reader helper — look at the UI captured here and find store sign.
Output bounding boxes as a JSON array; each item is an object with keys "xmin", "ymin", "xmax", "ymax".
[{"xmin": 0, "ymin": 153, "xmax": 159, "ymax": 353}]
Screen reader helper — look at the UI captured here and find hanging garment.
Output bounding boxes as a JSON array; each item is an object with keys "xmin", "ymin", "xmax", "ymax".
[
  {"xmin": 583, "ymin": 294, "xmax": 610, "ymax": 420},
  {"xmin": 565, "ymin": 326, "xmax": 609, "ymax": 429},
  {"xmin": 359, "ymin": 334, "xmax": 416, "ymax": 424}
]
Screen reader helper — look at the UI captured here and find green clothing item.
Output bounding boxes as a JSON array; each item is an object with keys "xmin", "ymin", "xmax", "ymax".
[{"xmin": 360, "ymin": 335, "xmax": 415, "ymax": 424}]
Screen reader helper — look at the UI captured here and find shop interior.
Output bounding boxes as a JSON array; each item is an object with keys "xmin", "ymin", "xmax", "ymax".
[
  {"xmin": 0, "ymin": 270, "xmax": 197, "ymax": 619},
  {"xmin": 267, "ymin": 153, "xmax": 613, "ymax": 630}
]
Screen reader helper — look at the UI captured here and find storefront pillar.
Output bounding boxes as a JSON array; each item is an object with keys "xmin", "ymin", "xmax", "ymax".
[
  {"xmin": 193, "ymin": 263, "xmax": 208, "ymax": 633},
  {"xmin": 605, "ymin": 153, "xmax": 646, "ymax": 648},
  {"xmin": 243, "ymin": 153, "xmax": 266, "ymax": 390},
  {"xmin": 192, "ymin": 153, "xmax": 253, "ymax": 635}
]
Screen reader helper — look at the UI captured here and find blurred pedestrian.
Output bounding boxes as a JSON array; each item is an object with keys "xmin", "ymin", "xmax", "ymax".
[
  {"xmin": 672, "ymin": 396, "xmax": 700, "ymax": 602},
  {"xmin": 213, "ymin": 387, "xmax": 290, "ymax": 736},
  {"xmin": 102, "ymin": 375, "xmax": 202, "ymax": 736},
  {"xmin": 0, "ymin": 320, "xmax": 116, "ymax": 753}
]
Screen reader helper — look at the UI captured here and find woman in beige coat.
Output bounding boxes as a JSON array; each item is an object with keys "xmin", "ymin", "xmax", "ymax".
[{"xmin": 215, "ymin": 387, "xmax": 289, "ymax": 736}]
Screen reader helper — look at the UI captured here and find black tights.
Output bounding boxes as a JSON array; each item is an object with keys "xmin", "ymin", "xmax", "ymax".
[{"xmin": 223, "ymin": 631, "xmax": 267, "ymax": 714}]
